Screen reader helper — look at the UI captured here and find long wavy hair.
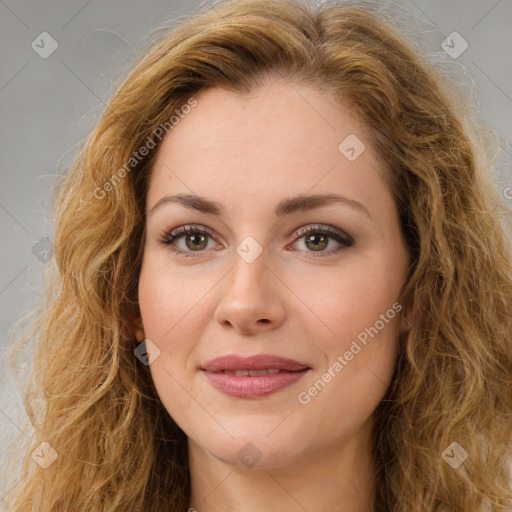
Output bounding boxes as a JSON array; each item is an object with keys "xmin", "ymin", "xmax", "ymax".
[{"xmin": 2, "ymin": 0, "xmax": 512, "ymax": 510}]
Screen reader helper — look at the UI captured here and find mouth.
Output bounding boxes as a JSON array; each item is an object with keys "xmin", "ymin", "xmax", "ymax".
[
  {"xmin": 200, "ymin": 354, "xmax": 311, "ymax": 373},
  {"xmin": 200, "ymin": 354, "xmax": 311, "ymax": 398},
  {"xmin": 207, "ymin": 368, "xmax": 302, "ymax": 376}
]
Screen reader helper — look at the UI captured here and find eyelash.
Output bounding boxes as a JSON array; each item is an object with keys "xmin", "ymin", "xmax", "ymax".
[{"xmin": 157, "ymin": 223, "xmax": 354, "ymax": 259}]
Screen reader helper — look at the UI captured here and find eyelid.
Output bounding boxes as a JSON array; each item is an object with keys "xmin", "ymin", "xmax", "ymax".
[
  {"xmin": 158, "ymin": 224, "xmax": 219, "ymax": 249},
  {"xmin": 292, "ymin": 224, "xmax": 354, "ymax": 245}
]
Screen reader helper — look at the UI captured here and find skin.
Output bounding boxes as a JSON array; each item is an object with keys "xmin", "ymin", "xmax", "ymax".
[{"xmin": 133, "ymin": 77, "xmax": 412, "ymax": 512}]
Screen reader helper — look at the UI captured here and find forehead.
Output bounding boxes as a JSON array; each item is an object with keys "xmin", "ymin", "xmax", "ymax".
[{"xmin": 147, "ymin": 79, "xmax": 390, "ymax": 219}]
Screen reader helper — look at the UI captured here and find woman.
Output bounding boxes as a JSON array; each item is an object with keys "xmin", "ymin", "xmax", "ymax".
[{"xmin": 2, "ymin": 0, "xmax": 511, "ymax": 510}]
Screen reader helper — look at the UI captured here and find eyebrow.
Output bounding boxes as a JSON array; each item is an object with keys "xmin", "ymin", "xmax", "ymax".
[{"xmin": 149, "ymin": 192, "xmax": 371, "ymax": 219}]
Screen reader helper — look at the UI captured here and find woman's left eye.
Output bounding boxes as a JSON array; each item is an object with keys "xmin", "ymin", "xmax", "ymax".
[
  {"xmin": 158, "ymin": 223, "xmax": 354, "ymax": 258},
  {"xmin": 291, "ymin": 224, "xmax": 354, "ymax": 257}
]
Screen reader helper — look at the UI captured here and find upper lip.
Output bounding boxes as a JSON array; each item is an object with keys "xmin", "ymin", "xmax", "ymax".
[{"xmin": 201, "ymin": 354, "xmax": 311, "ymax": 372}]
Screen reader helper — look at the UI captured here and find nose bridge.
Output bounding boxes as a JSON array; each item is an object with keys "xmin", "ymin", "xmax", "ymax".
[
  {"xmin": 229, "ymin": 236, "xmax": 270, "ymax": 294},
  {"xmin": 213, "ymin": 235, "xmax": 285, "ymax": 333}
]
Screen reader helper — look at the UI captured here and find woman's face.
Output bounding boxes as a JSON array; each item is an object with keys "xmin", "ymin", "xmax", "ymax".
[{"xmin": 136, "ymin": 78, "xmax": 411, "ymax": 469}]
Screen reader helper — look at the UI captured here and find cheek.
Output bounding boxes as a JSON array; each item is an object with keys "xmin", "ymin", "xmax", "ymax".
[
  {"xmin": 137, "ymin": 260, "xmax": 204, "ymax": 427},
  {"xmin": 137, "ymin": 255, "xmax": 210, "ymax": 342},
  {"xmin": 290, "ymin": 256, "xmax": 401, "ymax": 353},
  {"xmin": 292, "ymin": 256, "xmax": 402, "ymax": 411},
  {"xmin": 138, "ymin": 269, "xmax": 171, "ymax": 339},
  {"xmin": 137, "ymin": 255, "xmax": 219, "ymax": 403},
  {"xmin": 296, "ymin": 268, "xmax": 400, "ymax": 423}
]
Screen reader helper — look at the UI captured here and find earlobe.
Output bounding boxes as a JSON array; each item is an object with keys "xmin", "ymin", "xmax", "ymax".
[
  {"xmin": 131, "ymin": 315, "xmax": 145, "ymax": 342},
  {"xmin": 399, "ymin": 306, "xmax": 413, "ymax": 337}
]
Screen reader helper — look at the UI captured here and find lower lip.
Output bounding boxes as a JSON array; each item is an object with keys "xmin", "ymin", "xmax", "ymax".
[{"xmin": 202, "ymin": 369, "xmax": 310, "ymax": 398}]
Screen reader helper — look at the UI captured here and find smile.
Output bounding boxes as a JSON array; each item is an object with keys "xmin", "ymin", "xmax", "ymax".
[{"xmin": 202, "ymin": 368, "xmax": 310, "ymax": 398}]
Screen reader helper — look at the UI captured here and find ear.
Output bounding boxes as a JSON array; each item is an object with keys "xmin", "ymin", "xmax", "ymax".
[
  {"xmin": 129, "ymin": 314, "xmax": 145, "ymax": 343},
  {"xmin": 398, "ymin": 301, "xmax": 413, "ymax": 338}
]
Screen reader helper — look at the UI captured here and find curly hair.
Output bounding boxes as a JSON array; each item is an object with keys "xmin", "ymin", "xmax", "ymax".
[{"xmin": 2, "ymin": 0, "xmax": 512, "ymax": 510}]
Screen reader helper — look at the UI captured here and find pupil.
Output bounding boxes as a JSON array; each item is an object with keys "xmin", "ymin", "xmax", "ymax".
[
  {"xmin": 307, "ymin": 234, "xmax": 327, "ymax": 251},
  {"xmin": 187, "ymin": 234, "xmax": 207, "ymax": 249}
]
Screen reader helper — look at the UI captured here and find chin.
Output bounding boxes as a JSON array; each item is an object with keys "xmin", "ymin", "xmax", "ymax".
[{"xmin": 198, "ymin": 429, "xmax": 304, "ymax": 470}]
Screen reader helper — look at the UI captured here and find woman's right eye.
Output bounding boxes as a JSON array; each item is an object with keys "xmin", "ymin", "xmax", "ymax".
[{"xmin": 158, "ymin": 224, "xmax": 220, "ymax": 257}]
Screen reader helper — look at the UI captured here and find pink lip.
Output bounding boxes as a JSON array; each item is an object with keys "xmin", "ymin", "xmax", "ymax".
[
  {"xmin": 200, "ymin": 354, "xmax": 311, "ymax": 399},
  {"xmin": 201, "ymin": 354, "xmax": 310, "ymax": 372}
]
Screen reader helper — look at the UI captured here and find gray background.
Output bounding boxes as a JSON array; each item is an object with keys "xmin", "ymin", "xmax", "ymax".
[{"xmin": 1, "ymin": 0, "xmax": 511, "ymax": 502}]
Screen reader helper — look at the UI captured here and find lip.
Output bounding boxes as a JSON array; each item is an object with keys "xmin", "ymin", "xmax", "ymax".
[
  {"xmin": 201, "ymin": 354, "xmax": 311, "ymax": 372},
  {"xmin": 200, "ymin": 354, "xmax": 311, "ymax": 399}
]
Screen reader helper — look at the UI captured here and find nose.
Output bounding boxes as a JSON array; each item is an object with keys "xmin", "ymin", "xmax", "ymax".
[{"xmin": 213, "ymin": 245, "xmax": 286, "ymax": 335}]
